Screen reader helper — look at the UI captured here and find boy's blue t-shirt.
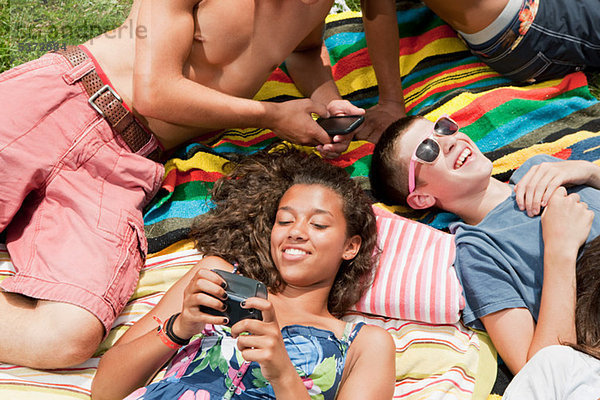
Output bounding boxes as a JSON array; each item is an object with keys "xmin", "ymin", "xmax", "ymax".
[{"xmin": 451, "ymin": 155, "xmax": 600, "ymax": 330}]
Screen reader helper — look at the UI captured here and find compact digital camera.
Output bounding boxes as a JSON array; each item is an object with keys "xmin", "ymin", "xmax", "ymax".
[{"xmin": 200, "ymin": 269, "xmax": 268, "ymax": 327}]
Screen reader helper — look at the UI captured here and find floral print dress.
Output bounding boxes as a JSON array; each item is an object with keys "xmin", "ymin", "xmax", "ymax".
[{"xmin": 125, "ymin": 322, "xmax": 365, "ymax": 400}]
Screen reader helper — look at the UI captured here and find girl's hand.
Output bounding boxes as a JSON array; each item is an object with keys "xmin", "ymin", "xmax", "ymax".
[
  {"xmin": 173, "ymin": 268, "xmax": 230, "ymax": 340},
  {"xmin": 230, "ymin": 297, "xmax": 296, "ymax": 383},
  {"xmin": 515, "ymin": 160, "xmax": 596, "ymax": 217},
  {"xmin": 541, "ymin": 187, "xmax": 593, "ymax": 257}
]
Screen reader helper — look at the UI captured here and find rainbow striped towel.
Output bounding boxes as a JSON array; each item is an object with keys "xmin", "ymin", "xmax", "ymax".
[{"xmin": 144, "ymin": 5, "xmax": 600, "ymax": 250}]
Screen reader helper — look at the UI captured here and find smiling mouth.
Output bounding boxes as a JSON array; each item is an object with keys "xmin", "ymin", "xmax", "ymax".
[
  {"xmin": 283, "ymin": 248, "xmax": 309, "ymax": 256},
  {"xmin": 455, "ymin": 148, "xmax": 472, "ymax": 169}
]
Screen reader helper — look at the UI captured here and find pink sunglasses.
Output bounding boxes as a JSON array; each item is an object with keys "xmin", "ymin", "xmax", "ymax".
[{"xmin": 408, "ymin": 116, "xmax": 459, "ymax": 194}]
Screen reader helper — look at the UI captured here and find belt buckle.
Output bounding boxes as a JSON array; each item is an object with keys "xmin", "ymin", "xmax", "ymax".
[{"xmin": 88, "ymin": 84, "xmax": 122, "ymax": 118}]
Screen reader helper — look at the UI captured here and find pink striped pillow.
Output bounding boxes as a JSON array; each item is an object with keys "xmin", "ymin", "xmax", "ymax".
[{"xmin": 352, "ymin": 206, "xmax": 464, "ymax": 324}]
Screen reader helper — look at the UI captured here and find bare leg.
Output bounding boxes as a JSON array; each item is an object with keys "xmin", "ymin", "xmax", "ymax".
[{"xmin": 0, "ymin": 292, "xmax": 104, "ymax": 369}]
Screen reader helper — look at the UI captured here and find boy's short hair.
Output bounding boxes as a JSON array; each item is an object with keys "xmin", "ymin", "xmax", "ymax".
[{"xmin": 370, "ymin": 116, "xmax": 421, "ymax": 206}]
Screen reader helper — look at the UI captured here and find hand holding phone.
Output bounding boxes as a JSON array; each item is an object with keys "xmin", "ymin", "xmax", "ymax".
[
  {"xmin": 200, "ymin": 269, "xmax": 268, "ymax": 327},
  {"xmin": 316, "ymin": 115, "xmax": 365, "ymax": 136}
]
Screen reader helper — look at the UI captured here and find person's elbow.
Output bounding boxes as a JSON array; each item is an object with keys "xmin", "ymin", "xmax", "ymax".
[
  {"xmin": 90, "ymin": 379, "xmax": 113, "ymax": 400},
  {"xmin": 132, "ymin": 73, "xmax": 163, "ymax": 120},
  {"xmin": 90, "ymin": 371, "xmax": 114, "ymax": 400},
  {"xmin": 90, "ymin": 358, "xmax": 132, "ymax": 400},
  {"xmin": 131, "ymin": 63, "xmax": 182, "ymax": 121},
  {"xmin": 91, "ymin": 377, "xmax": 136, "ymax": 400}
]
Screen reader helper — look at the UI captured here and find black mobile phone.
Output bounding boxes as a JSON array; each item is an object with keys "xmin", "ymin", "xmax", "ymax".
[
  {"xmin": 316, "ymin": 115, "xmax": 365, "ymax": 136},
  {"xmin": 200, "ymin": 269, "xmax": 268, "ymax": 327}
]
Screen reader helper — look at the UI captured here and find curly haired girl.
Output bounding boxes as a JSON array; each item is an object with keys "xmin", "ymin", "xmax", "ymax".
[{"xmin": 92, "ymin": 146, "xmax": 395, "ymax": 400}]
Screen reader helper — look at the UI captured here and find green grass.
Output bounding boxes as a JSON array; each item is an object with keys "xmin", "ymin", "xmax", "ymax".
[
  {"xmin": 1, "ymin": 0, "xmax": 132, "ymax": 72},
  {"xmin": 345, "ymin": 0, "xmax": 360, "ymax": 10},
  {"xmin": 1, "ymin": 0, "xmax": 599, "ymax": 98}
]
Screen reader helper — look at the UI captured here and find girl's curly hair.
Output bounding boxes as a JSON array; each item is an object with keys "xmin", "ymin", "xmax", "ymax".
[
  {"xmin": 569, "ymin": 235, "xmax": 600, "ymax": 360},
  {"xmin": 190, "ymin": 145, "xmax": 379, "ymax": 317}
]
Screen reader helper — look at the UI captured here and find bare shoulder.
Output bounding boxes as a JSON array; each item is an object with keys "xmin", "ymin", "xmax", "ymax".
[
  {"xmin": 337, "ymin": 323, "xmax": 395, "ymax": 399},
  {"xmin": 355, "ymin": 324, "xmax": 395, "ymax": 351},
  {"xmin": 346, "ymin": 323, "xmax": 395, "ymax": 362}
]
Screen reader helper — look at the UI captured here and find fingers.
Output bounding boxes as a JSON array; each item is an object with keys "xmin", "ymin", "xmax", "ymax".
[
  {"xmin": 514, "ymin": 161, "xmax": 589, "ymax": 217},
  {"xmin": 317, "ymin": 147, "xmax": 341, "ymax": 159},
  {"xmin": 183, "ymin": 298, "xmax": 230, "ymax": 326},
  {"xmin": 541, "ymin": 187, "xmax": 593, "ymax": 249},
  {"xmin": 234, "ymin": 331, "xmax": 288, "ymax": 369},
  {"xmin": 352, "ymin": 117, "xmax": 378, "ymax": 142},
  {"xmin": 543, "ymin": 185, "xmax": 568, "ymax": 208},
  {"xmin": 235, "ymin": 331, "xmax": 276, "ymax": 353},
  {"xmin": 304, "ymin": 100, "xmax": 332, "ymax": 145},
  {"xmin": 271, "ymin": 99, "xmax": 331, "ymax": 146},
  {"xmin": 229, "ymin": 297, "xmax": 275, "ymax": 336},
  {"xmin": 182, "ymin": 269, "xmax": 231, "ymax": 325},
  {"xmin": 326, "ymin": 99, "xmax": 365, "ymax": 117},
  {"xmin": 241, "ymin": 297, "xmax": 274, "ymax": 323},
  {"xmin": 312, "ymin": 125, "xmax": 333, "ymax": 147},
  {"xmin": 229, "ymin": 298, "xmax": 284, "ymax": 366},
  {"xmin": 317, "ymin": 100, "xmax": 364, "ymax": 152},
  {"xmin": 353, "ymin": 106, "xmax": 398, "ymax": 143},
  {"xmin": 186, "ymin": 269, "xmax": 227, "ymax": 301},
  {"xmin": 546, "ymin": 187, "xmax": 586, "ymax": 214},
  {"xmin": 310, "ymin": 100, "xmax": 330, "ymax": 119},
  {"xmin": 318, "ymin": 136, "xmax": 352, "ymax": 159},
  {"xmin": 352, "ymin": 123, "xmax": 372, "ymax": 141},
  {"xmin": 515, "ymin": 164, "xmax": 561, "ymax": 217}
]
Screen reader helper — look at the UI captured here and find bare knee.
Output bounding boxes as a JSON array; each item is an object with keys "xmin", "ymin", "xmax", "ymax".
[
  {"xmin": 0, "ymin": 295, "xmax": 104, "ymax": 368},
  {"xmin": 37, "ymin": 320, "xmax": 104, "ymax": 368}
]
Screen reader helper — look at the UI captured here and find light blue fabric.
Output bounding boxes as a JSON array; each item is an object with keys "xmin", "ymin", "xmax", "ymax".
[{"xmin": 451, "ymin": 155, "xmax": 600, "ymax": 330}]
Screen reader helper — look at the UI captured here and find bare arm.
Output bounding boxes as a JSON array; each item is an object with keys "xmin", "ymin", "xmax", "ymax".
[
  {"xmin": 286, "ymin": 23, "xmax": 365, "ymax": 158},
  {"xmin": 132, "ymin": 0, "xmax": 329, "ymax": 147},
  {"xmin": 481, "ymin": 187, "xmax": 593, "ymax": 374},
  {"xmin": 133, "ymin": 0, "xmax": 270, "ymax": 129},
  {"xmin": 355, "ymin": 0, "xmax": 405, "ymax": 143},
  {"xmin": 91, "ymin": 257, "xmax": 234, "ymax": 400},
  {"xmin": 481, "ymin": 308, "xmax": 534, "ymax": 374},
  {"xmin": 336, "ymin": 325, "xmax": 396, "ymax": 399},
  {"xmin": 285, "ymin": 23, "xmax": 343, "ymax": 107},
  {"xmin": 530, "ymin": 188, "xmax": 593, "ymax": 356}
]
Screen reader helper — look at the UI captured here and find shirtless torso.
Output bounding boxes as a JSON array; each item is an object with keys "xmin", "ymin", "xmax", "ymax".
[{"xmin": 85, "ymin": 0, "xmax": 335, "ymax": 149}]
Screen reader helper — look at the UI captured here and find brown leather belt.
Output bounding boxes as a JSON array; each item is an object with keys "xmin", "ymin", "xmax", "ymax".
[{"xmin": 56, "ymin": 46, "xmax": 162, "ymax": 162}]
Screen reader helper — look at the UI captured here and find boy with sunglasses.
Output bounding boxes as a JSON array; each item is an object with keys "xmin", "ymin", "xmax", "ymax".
[{"xmin": 369, "ymin": 115, "xmax": 600, "ymax": 375}]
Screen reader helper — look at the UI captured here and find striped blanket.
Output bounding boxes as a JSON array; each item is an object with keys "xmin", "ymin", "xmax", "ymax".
[
  {"xmin": 2, "ymin": 3, "xmax": 600, "ymax": 399},
  {"xmin": 144, "ymin": 6, "xmax": 600, "ymax": 246}
]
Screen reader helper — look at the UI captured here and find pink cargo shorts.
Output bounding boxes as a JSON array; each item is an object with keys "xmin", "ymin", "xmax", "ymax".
[{"xmin": 0, "ymin": 52, "xmax": 164, "ymax": 334}]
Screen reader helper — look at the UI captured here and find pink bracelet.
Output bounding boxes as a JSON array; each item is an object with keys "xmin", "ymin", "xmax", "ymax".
[{"xmin": 153, "ymin": 315, "xmax": 183, "ymax": 350}]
